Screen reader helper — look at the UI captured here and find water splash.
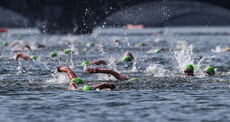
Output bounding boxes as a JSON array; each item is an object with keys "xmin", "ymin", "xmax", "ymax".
[
  {"xmin": 47, "ymin": 73, "xmax": 69, "ymax": 84},
  {"xmin": 211, "ymin": 45, "xmax": 225, "ymax": 53},
  {"xmin": 145, "ymin": 64, "xmax": 167, "ymax": 77},
  {"xmin": 172, "ymin": 41, "xmax": 194, "ymax": 72},
  {"xmin": 195, "ymin": 55, "xmax": 217, "ymax": 75}
]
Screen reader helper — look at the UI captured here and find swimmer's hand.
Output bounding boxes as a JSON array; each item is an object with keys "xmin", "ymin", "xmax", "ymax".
[{"xmin": 85, "ymin": 68, "xmax": 97, "ymax": 74}]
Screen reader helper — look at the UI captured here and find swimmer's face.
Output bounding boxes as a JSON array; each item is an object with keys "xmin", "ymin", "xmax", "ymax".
[
  {"xmin": 184, "ymin": 69, "xmax": 194, "ymax": 76},
  {"xmin": 203, "ymin": 71, "xmax": 211, "ymax": 76}
]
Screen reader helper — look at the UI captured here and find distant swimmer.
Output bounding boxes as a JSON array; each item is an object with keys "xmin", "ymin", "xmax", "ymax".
[
  {"xmin": 122, "ymin": 51, "xmax": 135, "ymax": 62},
  {"xmin": 84, "ymin": 68, "xmax": 128, "ymax": 81},
  {"xmin": 204, "ymin": 66, "xmax": 215, "ymax": 76},
  {"xmin": 184, "ymin": 64, "xmax": 195, "ymax": 76},
  {"xmin": 15, "ymin": 52, "xmax": 37, "ymax": 61},
  {"xmin": 57, "ymin": 67, "xmax": 115, "ymax": 91}
]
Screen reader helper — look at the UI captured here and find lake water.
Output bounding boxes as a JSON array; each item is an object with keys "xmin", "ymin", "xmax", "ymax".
[{"xmin": 0, "ymin": 27, "xmax": 230, "ymax": 121}]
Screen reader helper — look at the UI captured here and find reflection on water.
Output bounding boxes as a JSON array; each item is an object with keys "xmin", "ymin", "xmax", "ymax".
[{"xmin": 0, "ymin": 27, "xmax": 230, "ymax": 121}]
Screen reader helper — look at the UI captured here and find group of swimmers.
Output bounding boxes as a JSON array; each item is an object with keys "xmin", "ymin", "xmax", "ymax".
[
  {"xmin": 13, "ymin": 44, "xmax": 216, "ymax": 91},
  {"xmin": 1, "ymin": 32, "xmax": 220, "ymax": 91}
]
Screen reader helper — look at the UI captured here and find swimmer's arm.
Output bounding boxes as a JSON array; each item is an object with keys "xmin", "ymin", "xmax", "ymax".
[
  {"xmin": 10, "ymin": 42, "xmax": 19, "ymax": 47},
  {"xmin": 84, "ymin": 68, "xmax": 128, "ymax": 80},
  {"xmin": 19, "ymin": 45, "xmax": 31, "ymax": 50},
  {"xmin": 98, "ymin": 69, "xmax": 128, "ymax": 81},
  {"xmin": 15, "ymin": 52, "xmax": 30, "ymax": 61},
  {"xmin": 89, "ymin": 60, "xmax": 106, "ymax": 65},
  {"xmin": 57, "ymin": 67, "xmax": 77, "ymax": 81}
]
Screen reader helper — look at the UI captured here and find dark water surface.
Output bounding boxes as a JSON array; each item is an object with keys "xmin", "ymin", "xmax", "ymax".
[{"xmin": 0, "ymin": 27, "xmax": 230, "ymax": 121}]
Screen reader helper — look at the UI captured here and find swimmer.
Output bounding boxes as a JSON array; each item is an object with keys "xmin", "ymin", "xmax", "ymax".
[
  {"xmin": 184, "ymin": 64, "xmax": 194, "ymax": 76},
  {"xmin": 137, "ymin": 42, "xmax": 146, "ymax": 46},
  {"xmin": 84, "ymin": 68, "xmax": 128, "ymax": 81},
  {"xmin": 57, "ymin": 67, "xmax": 115, "ymax": 90},
  {"xmin": 15, "ymin": 52, "xmax": 37, "ymax": 61},
  {"xmin": 122, "ymin": 51, "xmax": 135, "ymax": 62},
  {"xmin": 204, "ymin": 66, "xmax": 215, "ymax": 76}
]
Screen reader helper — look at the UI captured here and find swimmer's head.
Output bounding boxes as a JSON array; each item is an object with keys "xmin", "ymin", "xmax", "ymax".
[
  {"xmin": 184, "ymin": 64, "xmax": 194, "ymax": 76},
  {"xmin": 3, "ymin": 41, "xmax": 8, "ymax": 46},
  {"xmin": 64, "ymin": 49, "xmax": 71, "ymax": 54},
  {"xmin": 154, "ymin": 49, "xmax": 161, "ymax": 53},
  {"xmin": 81, "ymin": 61, "xmax": 88, "ymax": 67},
  {"xmin": 123, "ymin": 56, "xmax": 132, "ymax": 62},
  {"xmin": 87, "ymin": 42, "xmax": 94, "ymax": 47},
  {"xmin": 71, "ymin": 78, "xmax": 84, "ymax": 84},
  {"xmin": 84, "ymin": 48, "xmax": 88, "ymax": 52},
  {"xmin": 50, "ymin": 51, "xmax": 57, "ymax": 58},
  {"xmin": 204, "ymin": 66, "xmax": 215, "ymax": 76},
  {"xmin": 128, "ymin": 78, "xmax": 139, "ymax": 82},
  {"xmin": 30, "ymin": 55, "xmax": 37, "ymax": 61},
  {"xmin": 82, "ymin": 85, "xmax": 92, "ymax": 90},
  {"xmin": 138, "ymin": 42, "xmax": 144, "ymax": 46}
]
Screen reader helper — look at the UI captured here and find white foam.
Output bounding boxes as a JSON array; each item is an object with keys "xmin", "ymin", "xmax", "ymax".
[
  {"xmin": 46, "ymin": 73, "xmax": 69, "ymax": 84},
  {"xmin": 172, "ymin": 41, "xmax": 194, "ymax": 72}
]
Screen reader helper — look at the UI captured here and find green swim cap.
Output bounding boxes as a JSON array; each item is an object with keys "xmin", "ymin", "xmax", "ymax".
[
  {"xmin": 88, "ymin": 42, "xmax": 94, "ymax": 47},
  {"xmin": 82, "ymin": 85, "xmax": 92, "ymax": 90},
  {"xmin": 3, "ymin": 41, "xmax": 8, "ymax": 46},
  {"xmin": 64, "ymin": 49, "xmax": 71, "ymax": 54},
  {"xmin": 154, "ymin": 49, "xmax": 161, "ymax": 53},
  {"xmin": 81, "ymin": 61, "xmax": 88, "ymax": 67},
  {"xmin": 71, "ymin": 78, "xmax": 84, "ymax": 84},
  {"xmin": 30, "ymin": 55, "xmax": 37, "ymax": 60},
  {"xmin": 50, "ymin": 51, "xmax": 57, "ymax": 58},
  {"xmin": 128, "ymin": 78, "xmax": 139, "ymax": 82},
  {"xmin": 84, "ymin": 48, "xmax": 88, "ymax": 52},
  {"xmin": 123, "ymin": 56, "xmax": 132, "ymax": 62},
  {"xmin": 205, "ymin": 66, "xmax": 215, "ymax": 76},
  {"xmin": 185, "ymin": 64, "xmax": 194, "ymax": 70},
  {"xmin": 138, "ymin": 42, "xmax": 144, "ymax": 46},
  {"xmin": 17, "ymin": 34, "xmax": 22, "ymax": 39}
]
